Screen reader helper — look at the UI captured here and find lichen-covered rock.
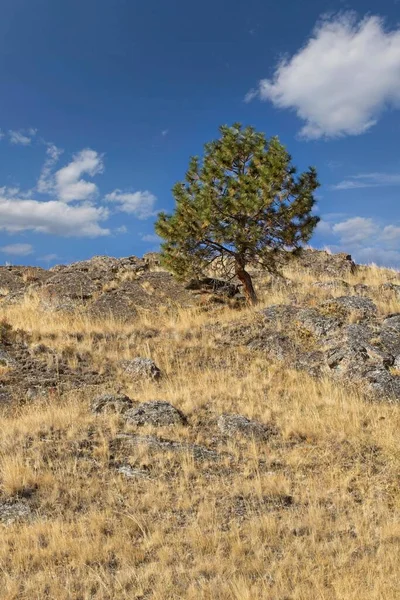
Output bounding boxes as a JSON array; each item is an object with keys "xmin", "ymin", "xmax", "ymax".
[
  {"xmin": 0, "ymin": 501, "xmax": 31, "ymax": 525},
  {"xmin": 218, "ymin": 414, "xmax": 276, "ymax": 440},
  {"xmin": 125, "ymin": 401, "xmax": 187, "ymax": 426},
  {"xmin": 45, "ymin": 271, "xmax": 97, "ymax": 300},
  {"xmin": 91, "ymin": 394, "xmax": 134, "ymax": 414},
  {"xmin": 120, "ymin": 358, "xmax": 162, "ymax": 381},
  {"xmin": 0, "ymin": 347, "xmax": 17, "ymax": 367},
  {"xmin": 116, "ymin": 465, "xmax": 151, "ymax": 479},
  {"xmin": 322, "ymin": 295, "xmax": 377, "ymax": 319},
  {"xmin": 380, "ymin": 315, "xmax": 400, "ymax": 357}
]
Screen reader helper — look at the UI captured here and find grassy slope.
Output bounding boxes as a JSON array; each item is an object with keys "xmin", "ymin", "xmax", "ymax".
[{"xmin": 0, "ymin": 263, "xmax": 399, "ymax": 599}]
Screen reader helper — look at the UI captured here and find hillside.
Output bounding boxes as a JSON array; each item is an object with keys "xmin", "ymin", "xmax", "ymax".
[{"xmin": 0, "ymin": 249, "xmax": 399, "ymax": 599}]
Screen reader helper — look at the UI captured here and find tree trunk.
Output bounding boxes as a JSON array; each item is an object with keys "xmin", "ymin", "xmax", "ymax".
[{"xmin": 235, "ymin": 264, "xmax": 257, "ymax": 305}]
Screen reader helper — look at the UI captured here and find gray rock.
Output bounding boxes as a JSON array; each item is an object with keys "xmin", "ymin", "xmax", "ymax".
[
  {"xmin": 0, "ymin": 388, "xmax": 12, "ymax": 404},
  {"xmin": 296, "ymin": 308, "xmax": 342, "ymax": 337},
  {"xmin": 0, "ymin": 348, "xmax": 16, "ymax": 367},
  {"xmin": 0, "ymin": 501, "xmax": 31, "ymax": 525},
  {"xmin": 218, "ymin": 414, "xmax": 275, "ymax": 440},
  {"xmin": 380, "ymin": 315, "xmax": 400, "ymax": 356},
  {"xmin": 124, "ymin": 401, "xmax": 187, "ymax": 426},
  {"xmin": 333, "ymin": 295, "xmax": 377, "ymax": 316},
  {"xmin": 120, "ymin": 358, "xmax": 162, "ymax": 381},
  {"xmin": 116, "ymin": 465, "xmax": 151, "ymax": 479},
  {"xmin": 91, "ymin": 393, "xmax": 134, "ymax": 414}
]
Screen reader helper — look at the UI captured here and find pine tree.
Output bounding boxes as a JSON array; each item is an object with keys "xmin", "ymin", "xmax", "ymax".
[{"xmin": 155, "ymin": 123, "xmax": 320, "ymax": 304}]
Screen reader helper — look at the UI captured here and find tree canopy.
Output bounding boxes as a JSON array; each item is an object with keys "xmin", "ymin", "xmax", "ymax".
[{"xmin": 155, "ymin": 123, "xmax": 320, "ymax": 304}]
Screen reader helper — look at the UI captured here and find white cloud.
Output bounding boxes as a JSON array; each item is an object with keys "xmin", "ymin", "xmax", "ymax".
[
  {"xmin": 315, "ymin": 219, "xmax": 332, "ymax": 235},
  {"xmin": 332, "ymin": 172, "xmax": 400, "ymax": 190},
  {"xmin": 37, "ymin": 144, "xmax": 64, "ymax": 194},
  {"xmin": 248, "ymin": 14, "xmax": 400, "ymax": 139},
  {"xmin": 0, "ymin": 193, "xmax": 110, "ymax": 237},
  {"xmin": 161, "ymin": 129, "xmax": 169, "ymax": 137},
  {"xmin": 332, "ymin": 217, "xmax": 378, "ymax": 244},
  {"xmin": 9, "ymin": 128, "xmax": 37, "ymax": 145},
  {"xmin": 141, "ymin": 234, "xmax": 160, "ymax": 243},
  {"xmin": 105, "ymin": 190, "xmax": 157, "ymax": 219},
  {"xmin": 38, "ymin": 253, "xmax": 59, "ymax": 263},
  {"xmin": 0, "ymin": 243, "xmax": 34, "ymax": 256},
  {"xmin": 319, "ymin": 214, "xmax": 400, "ymax": 268},
  {"xmin": 352, "ymin": 247, "xmax": 400, "ymax": 267},
  {"xmin": 54, "ymin": 149, "xmax": 103, "ymax": 202}
]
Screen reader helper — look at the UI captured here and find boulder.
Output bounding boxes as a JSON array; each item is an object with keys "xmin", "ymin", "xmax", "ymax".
[
  {"xmin": 124, "ymin": 401, "xmax": 187, "ymax": 426},
  {"xmin": 218, "ymin": 414, "xmax": 275, "ymax": 440},
  {"xmin": 120, "ymin": 358, "xmax": 162, "ymax": 381},
  {"xmin": 91, "ymin": 394, "xmax": 134, "ymax": 414},
  {"xmin": 0, "ymin": 501, "xmax": 31, "ymax": 525}
]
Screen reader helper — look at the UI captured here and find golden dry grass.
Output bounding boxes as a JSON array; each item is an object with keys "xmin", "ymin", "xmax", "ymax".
[{"xmin": 0, "ymin": 264, "xmax": 399, "ymax": 599}]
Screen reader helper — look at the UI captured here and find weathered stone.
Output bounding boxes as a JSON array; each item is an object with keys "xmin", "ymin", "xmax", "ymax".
[
  {"xmin": 0, "ymin": 501, "xmax": 31, "ymax": 525},
  {"xmin": 124, "ymin": 401, "xmax": 187, "ymax": 426},
  {"xmin": 91, "ymin": 394, "xmax": 134, "ymax": 414},
  {"xmin": 45, "ymin": 271, "xmax": 97, "ymax": 300},
  {"xmin": 116, "ymin": 465, "xmax": 151, "ymax": 479},
  {"xmin": 322, "ymin": 295, "xmax": 377, "ymax": 319},
  {"xmin": 218, "ymin": 414, "xmax": 275, "ymax": 440},
  {"xmin": 120, "ymin": 358, "xmax": 162, "ymax": 381},
  {"xmin": 0, "ymin": 347, "xmax": 17, "ymax": 367}
]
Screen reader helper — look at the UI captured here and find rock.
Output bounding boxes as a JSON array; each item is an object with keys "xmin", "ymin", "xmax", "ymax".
[
  {"xmin": 0, "ymin": 501, "xmax": 31, "ymax": 525},
  {"xmin": 91, "ymin": 394, "xmax": 134, "ymax": 414},
  {"xmin": 0, "ymin": 347, "xmax": 17, "ymax": 368},
  {"xmin": 111, "ymin": 434, "xmax": 220, "ymax": 461},
  {"xmin": 380, "ymin": 315, "xmax": 400, "ymax": 357},
  {"xmin": 312, "ymin": 280, "xmax": 350, "ymax": 291},
  {"xmin": 294, "ymin": 249, "xmax": 356, "ymax": 278},
  {"xmin": 322, "ymin": 295, "xmax": 377, "ymax": 319},
  {"xmin": 120, "ymin": 358, "xmax": 161, "ymax": 381},
  {"xmin": 124, "ymin": 401, "xmax": 187, "ymax": 426},
  {"xmin": 45, "ymin": 271, "xmax": 97, "ymax": 300},
  {"xmin": 353, "ymin": 283, "xmax": 371, "ymax": 295},
  {"xmin": 116, "ymin": 465, "xmax": 151, "ymax": 479},
  {"xmin": 0, "ymin": 388, "xmax": 12, "ymax": 404},
  {"xmin": 295, "ymin": 308, "xmax": 342, "ymax": 337},
  {"xmin": 218, "ymin": 414, "xmax": 275, "ymax": 440},
  {"xmin": 381, "ymin": 283, "xmax": 400, "ymax": 297},
  {"xmin": 248, "ymin": 331, "xmax": 298, "ymax": 361}
]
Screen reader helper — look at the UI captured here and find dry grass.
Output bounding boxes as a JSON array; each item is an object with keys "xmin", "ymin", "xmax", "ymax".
[{"xmin": 0, "ymin": 264, "xmax": 399, "ymax": 599}]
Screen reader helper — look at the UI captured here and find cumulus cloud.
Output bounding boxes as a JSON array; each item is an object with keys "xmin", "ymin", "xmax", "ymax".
[
  {"xmin": 0, "ymin": 243, "xmax": 34, "ymax": 256},
  {"xmin": 247, "ymin": 14, "xmax": 400, "ymax": 139},
  {"xmin": 105, "ymin": 190, "xmax": 157, "ymax": 219},
  {"xmin": 0, "ymin": 193, "xmax": 110, "ymax": 237},
  {"xmin": 332, "ymin": 217, "xmax": 378, "ymax": 244},
  {"xmin": 37, "ymin": 144, "xmax": 64, "ymax": 194},
  {"xmin": 319, "ymin": 214, "xmax": 400, "ymax": 267},
  {"xmin": 332, "ymin": 172, "xmax": 400, "ymax": 190},
  {"xmin": 53, "ymin": 149, "xmax": 103, "ymax": 202},
  {"xmin": 141, "ymin": 233, "xmax": 160, "ymax": 243},
  {"xmin": 1, "ymin": 142, "xmax": 158, "ymax": 239},
  {"xmin": 9, "ymin": 128, "xmax": 37, "ymax": 145}
]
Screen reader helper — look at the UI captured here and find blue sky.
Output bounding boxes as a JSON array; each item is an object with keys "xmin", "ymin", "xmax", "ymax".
[{"xmin": 1, "ymin": 0, "xmax": 400, "ymax": 267}]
